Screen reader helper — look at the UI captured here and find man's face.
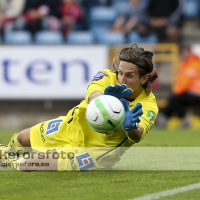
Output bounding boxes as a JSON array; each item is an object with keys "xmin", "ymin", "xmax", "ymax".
[{"xmin": 117, "ymin": 61, "xmax": 144, "ymax": 98}]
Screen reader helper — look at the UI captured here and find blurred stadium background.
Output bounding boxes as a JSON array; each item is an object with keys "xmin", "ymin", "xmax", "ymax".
[{"xmin": 0, "ymin": 0, "xmax": 200, "ymax": 130}]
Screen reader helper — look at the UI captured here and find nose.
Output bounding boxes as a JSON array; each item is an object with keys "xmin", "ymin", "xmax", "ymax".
[{"xmin": 119, "ymin": 75, "xmax": 126, "ymax": 84}]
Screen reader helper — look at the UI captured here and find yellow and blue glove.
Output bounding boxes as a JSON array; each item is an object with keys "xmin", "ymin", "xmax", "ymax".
[
  {"xmin": 103, "ymin": 84, "xmax": 133, "ymax": 99},
  {"xmin": 120, "ymin": 99, "xmax": 143, "ymax": 131}
]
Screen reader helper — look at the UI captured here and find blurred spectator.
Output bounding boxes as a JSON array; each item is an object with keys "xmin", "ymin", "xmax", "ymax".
[
  {"xmin": 12, "ymin": 0, "xmax": 63, "ymax": 37},
  {"xmin": 12, "ymin": 0, "xmax": 50, "ymax": 36},
  {"xmin": 157, "ymin": 45, "xmax": 200, "ymax": 129},
  {"xmin": 110, "ymin": 0, "xmax": 149, "ymax": 36},
  {"xmin": 42, "ymin": 0, "xmax": 62, "ymax": 31},
  {"xmin": 78, "ymin": 0, "xmax": 111, "ymax": 29},
  {"xmin": 0, "ymin": 0, "xmax": 25, "ymax": 36},
  {"xmin": 59, "ymin": 0, "xmax": 82, "ymax": 36},
  {"xmin": 146, "ymin": 0, "xmax": 185, "ymax": 43},
  {"xmin": 79, "ymin": 0, "xmax": 111, "ymax": 12}
]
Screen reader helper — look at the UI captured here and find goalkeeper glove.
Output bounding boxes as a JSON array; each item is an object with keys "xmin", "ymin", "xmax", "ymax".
[
  {"xmin": 121, "ymin": 99, "xmax": 143, "ymax": 131},
  {"xmin": 103, "ymin": 84, "xmax": 133, "ymax": 99}
]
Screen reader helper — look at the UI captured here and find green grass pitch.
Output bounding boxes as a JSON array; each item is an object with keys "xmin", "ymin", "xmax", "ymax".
[{"xmin": 1, "ymin": 128, "xmax": 200, "ymax": 200}]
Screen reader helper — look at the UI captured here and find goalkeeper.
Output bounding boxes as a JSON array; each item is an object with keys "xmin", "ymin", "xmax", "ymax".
[{"xmin": 0, "ymin": 43, "xmax": 158, "ymax": 171}]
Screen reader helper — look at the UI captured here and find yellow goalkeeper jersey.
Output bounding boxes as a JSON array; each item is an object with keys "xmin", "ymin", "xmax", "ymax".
[
  {"xmin": 85, "ymin": 69, "xmax": 158, "ymax": 139},
  {"xmin": 30, "ymin": 69, "xmax": 158, "ymax": 170}
]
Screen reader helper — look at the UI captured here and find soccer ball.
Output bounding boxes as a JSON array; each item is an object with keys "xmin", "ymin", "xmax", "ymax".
[{"xmin": 86, "ymin": 95, "xmax": 125, "ymax": 133}]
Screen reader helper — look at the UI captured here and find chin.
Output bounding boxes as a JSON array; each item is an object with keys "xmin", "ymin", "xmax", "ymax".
[{"xmin": 125, "ymin": 94, "xmax": 135, "ymax": 101}]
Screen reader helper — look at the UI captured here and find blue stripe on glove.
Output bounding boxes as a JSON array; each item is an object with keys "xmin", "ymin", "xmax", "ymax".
[
  {"xmin": 120, "ymin": 99, "xmax": 143, "ymax": 131},
  {"xmin": 103, "ymin": 84, "xmax": 133, "ymax": 99}
]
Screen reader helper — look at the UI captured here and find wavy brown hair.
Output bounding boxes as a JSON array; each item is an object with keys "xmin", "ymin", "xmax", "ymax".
[{"xmin": 112, "ymin": 43, "xmax": 158, "ymax": 95}]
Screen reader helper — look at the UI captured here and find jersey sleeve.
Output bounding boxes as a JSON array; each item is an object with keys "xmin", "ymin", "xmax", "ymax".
[
  {"xmin": 85, "ymin": 69, "xmax": 117, "ymax": 103},
  {"xmin": 139, "ymin": 99, "xmax": 158, "ymax": 142}
]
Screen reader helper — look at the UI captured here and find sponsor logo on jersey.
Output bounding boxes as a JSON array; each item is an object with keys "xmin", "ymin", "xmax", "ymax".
[
  {"xmin": 75, "ymin": 152, "xmax": 95, "ymax": 170},
  {"xmin": 46, "ymin": 119, "xmax": 63, "ymax": 135},
  {"xmin": 92, "ymin": 71, "xmax": 108, "ymax": 81},
  {"xmin": 40, "ymin": 123, "xmax": 45, "ymax": 142}
]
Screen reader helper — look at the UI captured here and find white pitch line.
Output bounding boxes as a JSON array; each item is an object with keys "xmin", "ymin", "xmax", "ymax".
[{"xmin": 130, "ymin": 182, "xmax": 200, "ymax": 200}]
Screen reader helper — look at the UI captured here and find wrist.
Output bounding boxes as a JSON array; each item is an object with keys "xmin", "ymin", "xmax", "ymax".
[
  {"xmin": 125, "ymin": 126, "xmax": 142, "ymax": 142},
  {"xmin": 122, "ymin": 123, "xmax": 139, "ymax": 132}
]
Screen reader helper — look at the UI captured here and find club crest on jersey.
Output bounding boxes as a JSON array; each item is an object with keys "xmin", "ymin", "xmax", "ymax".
[
  {"xmin": 92, "ymin": 71, "xmax": 108, "ymax": 81},
  {"xmin": 46, "ymin": 119, "xmax": 63, "ymax": 135},
  {"xmin": 147, "ymin": 111, "xmax": 155, "ymax": 121},
  {"xmin": 75, "ymin": 152, "xmax": 95, "ymax": 170}
]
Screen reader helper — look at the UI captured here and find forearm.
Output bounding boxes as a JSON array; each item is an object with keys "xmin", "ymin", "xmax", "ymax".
[
  {"xmin": 112, "ymin": 16, "xmax": 125, "ymax": 30},
  {"xmin": 125, "ymin": 125, "xmax": 143, "ymax": 142},
  {"xmin": 88, "ymin": 91, "xmax": 102, "ymax": 103},
  {"xmin": 124, "ymin": 17, "xmax": 137, "ymax": 34}
]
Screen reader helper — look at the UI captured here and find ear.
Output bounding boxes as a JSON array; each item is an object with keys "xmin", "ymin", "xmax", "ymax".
[{"xmin": 141, "ymin": 74, "xmax": 149, "ymax": 85}]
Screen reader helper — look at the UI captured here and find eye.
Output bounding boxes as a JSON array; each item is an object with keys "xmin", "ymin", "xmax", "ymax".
[{"xmin": 127, "ymin": 74, "xmax": 133, "ymax": 78}]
